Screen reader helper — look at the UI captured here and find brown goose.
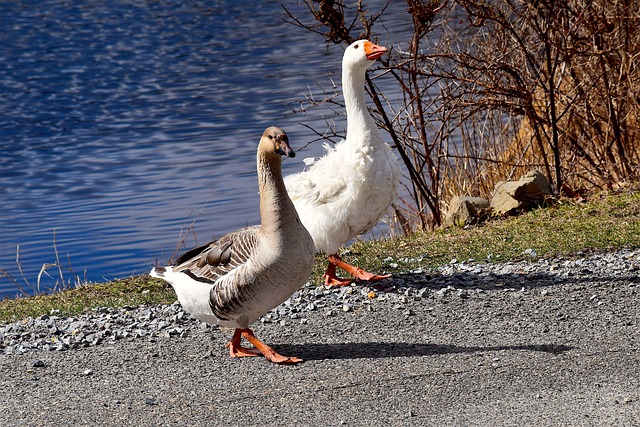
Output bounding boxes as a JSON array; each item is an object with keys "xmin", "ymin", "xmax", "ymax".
[{"xmin": 150, "ymin": 127, "xmax": 315, "ymax": 364}]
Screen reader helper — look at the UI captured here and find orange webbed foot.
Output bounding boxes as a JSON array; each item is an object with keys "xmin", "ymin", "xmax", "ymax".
[
  {"xmin": 226, "ymin": 329, "xmax": 262, "ymax": 358},
  {"xmin": 327, "ymin": 254, "xmax": 392, "ymax": 285},
  {"xmin": 226, "ymin": 342, "xmax": 262, "ymax": 358},
  {"xmin": 322, "ymin": 257, "xmax": 354, "ymax": 287},
  {"xmin": 226, "ymin": 329, "xmax": 303, "ymax": 364},
  {"xmin": 322, "ymin": 273, "xmax": 354, "ymax": 287},
  {"xmin": 350, "ymin": 268, "xmax": 392, "ymax": 282}
]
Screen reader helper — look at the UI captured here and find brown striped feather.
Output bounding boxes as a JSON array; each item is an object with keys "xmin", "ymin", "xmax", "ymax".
[{"xmin": 172, "ymin": 225, "xmax": 259, "ymax": 283}]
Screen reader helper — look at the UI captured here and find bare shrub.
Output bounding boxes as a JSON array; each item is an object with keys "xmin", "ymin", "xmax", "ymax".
[
  {"xmin": 285, "ymin": 0, "xmax": 639, "ymax": 230},
  {"xmin": 450, "ymin": 0, "xmax": 640, "ymax": 193},
  {"xmin": 285, "ymin": 0, "xmax": 449, "ymax": 230}
]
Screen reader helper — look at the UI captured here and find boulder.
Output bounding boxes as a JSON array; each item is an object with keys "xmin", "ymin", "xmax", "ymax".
[
  {"xmin": 490, "ymin": 170, "xmax": 552, "ymax": 214},
  {"xmin": 444, "ymin": 196, "xmax": 490, "ymax": 227}
]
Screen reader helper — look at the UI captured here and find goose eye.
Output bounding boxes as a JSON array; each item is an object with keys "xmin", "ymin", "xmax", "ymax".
[
  {"xmin": 354, "ymin": 44, "xmax": 359, "ymax": 49},
  {"xmin": 268, "ymin": 135, "xmax": 273, "ymax": 140}
]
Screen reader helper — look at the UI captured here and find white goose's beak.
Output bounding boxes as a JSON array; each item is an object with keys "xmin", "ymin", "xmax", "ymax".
[{"xmin": 364, "ymin": 41, "xmax": 388, "ymax": 60}]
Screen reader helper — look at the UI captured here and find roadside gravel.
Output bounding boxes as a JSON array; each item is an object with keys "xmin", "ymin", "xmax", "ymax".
[{"xmin": 1, "ymin": 249, "xmax": 639, "ymax": 426}]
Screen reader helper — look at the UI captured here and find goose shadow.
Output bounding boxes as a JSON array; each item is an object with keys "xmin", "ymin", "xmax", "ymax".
[{"xmin": 274, "ymin": 342, "xmax": 572, "ymax": 361}]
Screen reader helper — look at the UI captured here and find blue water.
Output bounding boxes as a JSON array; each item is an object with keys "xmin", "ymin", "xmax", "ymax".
[{"xmin": 0, "ymin": 0, "xmax": 411, "ymax": 297}]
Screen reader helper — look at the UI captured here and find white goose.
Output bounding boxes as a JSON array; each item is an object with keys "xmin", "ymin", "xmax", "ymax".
[
  {"xmin": 150, "ymin": 127, "xmax": 315, "ymax": 364},
  {"xmin": 284, "ymin": 40, "xmax": 401, "ymax": 287}
]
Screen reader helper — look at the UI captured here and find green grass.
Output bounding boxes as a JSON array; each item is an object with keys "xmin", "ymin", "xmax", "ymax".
[
  {"xmin": 1, "ymin": 190, "xmax": 638, "ymax": 324},
  {"xmin": 346, "ymin": 190, "xmax": 640, "ymax": 275},
  {"xmin": 0, "ymin": 276, "xmax": 176, "ymax": 324}
]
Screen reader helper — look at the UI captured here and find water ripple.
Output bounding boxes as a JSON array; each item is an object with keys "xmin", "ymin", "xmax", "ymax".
[{"xmin": 0, "ymin": 0, "xmax": 411, "ymax": 296}]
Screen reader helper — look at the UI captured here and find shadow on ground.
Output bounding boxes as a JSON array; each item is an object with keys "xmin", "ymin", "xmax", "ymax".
[{"xmin": 274, "ymin": 341, "xmax": 572, "ymax": 361}]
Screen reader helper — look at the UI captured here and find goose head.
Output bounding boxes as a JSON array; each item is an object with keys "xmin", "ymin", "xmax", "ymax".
[
  {"xmin": 342, "ymin": 39, "xmax": 388, "ymax": 70},
  {"xmin": 259, "ymin": 126, "xmax": 295, "ymax": 158}
]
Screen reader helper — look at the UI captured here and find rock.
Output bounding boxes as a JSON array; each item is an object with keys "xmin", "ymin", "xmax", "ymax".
[
  {"xmin": 491, "ymin": 170, "xmax": 552, "ymax": 214},
  {"xmin": 444, "ymin": 196, "xmax": 489, "ymax": 227}
]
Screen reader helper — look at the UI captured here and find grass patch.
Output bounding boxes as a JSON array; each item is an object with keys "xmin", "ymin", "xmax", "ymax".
[
  {"xmin": 1, "ymin": 190, "xmax": 638, "ymax": 324},
  {"xmin": 319, "ymin": 190, "xmax": 640, "ymax": 278},
  {"xmin": 0, "ymin": 276, "xmax": 175, "ymax": 324}
]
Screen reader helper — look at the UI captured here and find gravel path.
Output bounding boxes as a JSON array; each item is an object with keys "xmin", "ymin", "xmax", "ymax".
[{"xmin": 1, "ymin": 249, "xmax": 639, "ymax": 426}]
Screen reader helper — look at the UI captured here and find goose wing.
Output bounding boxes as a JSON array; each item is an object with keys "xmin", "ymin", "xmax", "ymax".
[
  {"xmin": 284, "ymin": 153, "xmax": 348, "ymax": 206},
  {"xmin": 172, "ymin": 225, "xmax": 259, "ymax": 283}
]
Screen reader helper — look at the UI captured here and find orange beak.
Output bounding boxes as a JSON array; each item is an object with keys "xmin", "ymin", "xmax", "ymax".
[{"xmin": 363, "ymin": 41, "xmax": 388, "ymax": 60}]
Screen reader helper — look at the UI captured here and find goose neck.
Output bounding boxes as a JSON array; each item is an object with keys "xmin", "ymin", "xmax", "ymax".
[
  {"xmin": 342, "ymin": 65, "xmax": 376, "ymax": 137},
  {"xmin": 257, "ymin": 153, "xmax": 296, "ymax": 236}
]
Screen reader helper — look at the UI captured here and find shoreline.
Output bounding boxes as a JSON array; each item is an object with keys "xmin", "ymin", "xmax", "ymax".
[{"xmin": 1, "ymin": 189, "xmax": 639, "ymax": 324}]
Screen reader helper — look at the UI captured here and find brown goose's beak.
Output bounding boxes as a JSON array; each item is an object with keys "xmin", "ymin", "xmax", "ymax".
[
  {"xmin": 364, "ymin": 41, "xmax": 388, "ymax": 61},
  {"xmin": 275, "ymin": 133, "xmax": 295, "ymax": 158}
]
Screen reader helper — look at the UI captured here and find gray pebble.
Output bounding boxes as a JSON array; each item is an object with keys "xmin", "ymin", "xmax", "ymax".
[{"xmin": 1, "ymin": 249, "xmax": 638, "ymax": 355}]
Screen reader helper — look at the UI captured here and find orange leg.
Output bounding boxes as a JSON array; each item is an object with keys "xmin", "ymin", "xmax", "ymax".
[
  {"xmin": 226, "ymin": 328, "xmax": 262, "ymax": 358},
  {"xmin": 323, "ymin": 254, "xmax": 391, "ymax": 287},
  {"xmin": 322, "ymin": 259, "xmax": 354, "ymax": 287},
  {"xmin": 226, "ymin": 328, "xmax": 303, "ymax": 364}
]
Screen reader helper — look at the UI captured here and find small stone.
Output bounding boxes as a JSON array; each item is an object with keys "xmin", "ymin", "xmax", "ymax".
[
  {"xmin": 31, "ymin": 360, "xmax": 45, "ymax": 368},
  {"xmin": 436, "ymin": 288, "xmax": 449, "ymax": 298},
  {"xmin": 145, "ymin": 397, "xmax": 157, "ymax": 406},
  {"xmin": 81, "ymin": 369, "xmax": 93, "ymax": 376}
]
